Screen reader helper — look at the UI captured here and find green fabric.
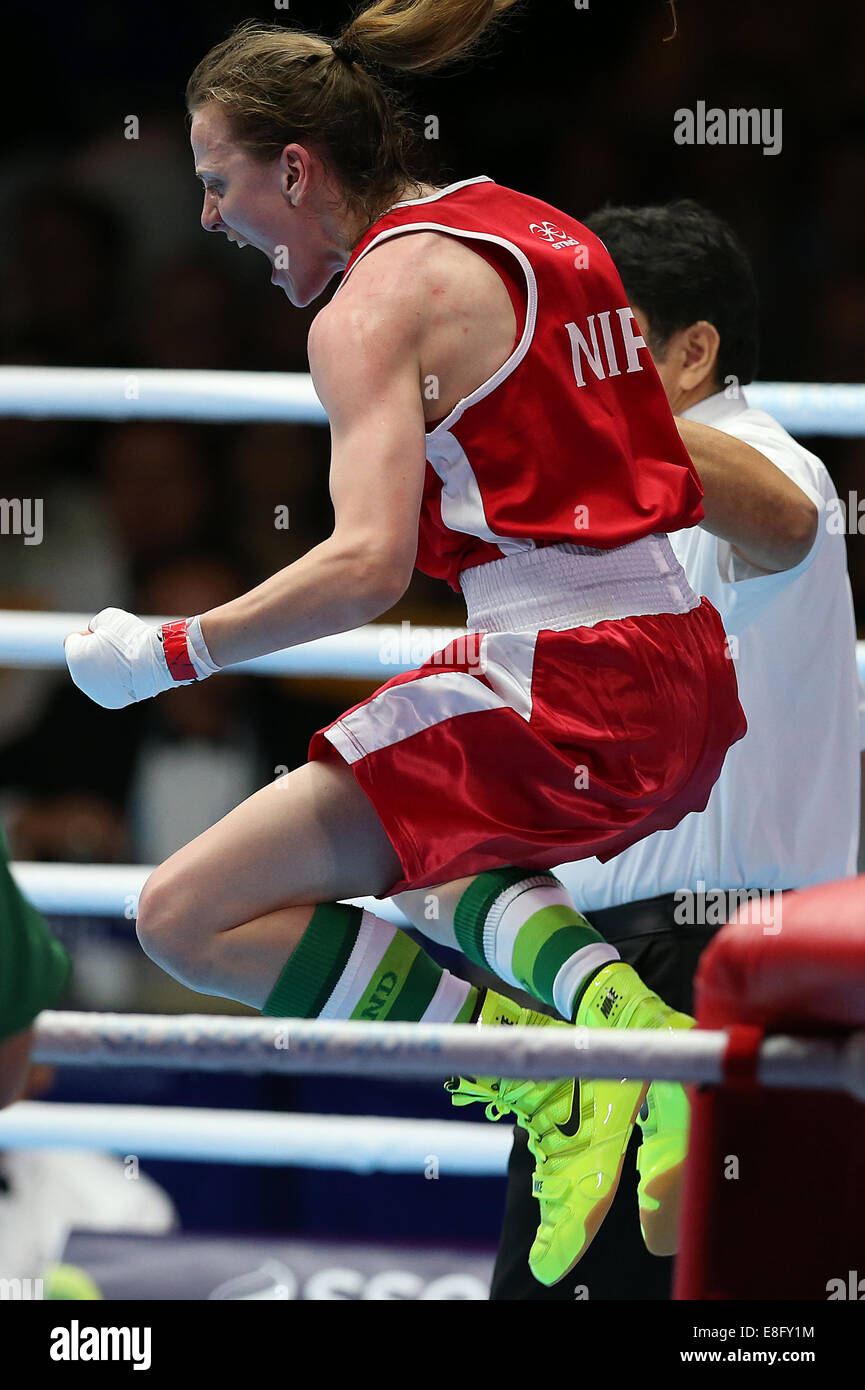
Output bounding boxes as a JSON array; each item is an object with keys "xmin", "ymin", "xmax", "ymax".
[
  {"xmin": 453, "ymin": 867, "xmax": 548, "ymax": 968},
  {"xmin": 0, "ymin": 827, "xmax": 71, "ymax": 1042},
  {"xmin": 350, "ymin": 930, "xmax": 421, "ymax": 1020},
  {"xmin": 454, "ymin": 869, "xmax": 614, "ymax": 1015},
  {"xmin": 264, "ymin": 903, "xmax": 479, "ymax": 1026},
  {"xmin": 384, "ymin": 947, "xmax": 446, "ymax": 1023},
  {"xmin": 262, "ymin": 902, "xmax": 361, "ymax": 1018},
  {"xmin": 455, "ymin": 987, "xmax": 480, "ymax": 1023},
  {"xmin": 514, "ymin": 909, "xmax": 604, "ymax": 1005}
]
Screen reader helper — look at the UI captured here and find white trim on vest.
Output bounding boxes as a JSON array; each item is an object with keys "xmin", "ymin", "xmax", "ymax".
[
  {"xmin": 386, "ymin": 175, "xmax": 494, "ymax": 210},
  {"xmin": 426, "ymin": 428, "xmax": 536, "ymax": 557},
  {"xmin": 335, "ymin": 219, "xmax": 540, "ymax": 555}
]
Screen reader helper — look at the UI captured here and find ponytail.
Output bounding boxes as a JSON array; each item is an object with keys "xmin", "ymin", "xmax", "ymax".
[{"xmin": 337, "ymin": 0, "xmax": 522, "ymax": 74}]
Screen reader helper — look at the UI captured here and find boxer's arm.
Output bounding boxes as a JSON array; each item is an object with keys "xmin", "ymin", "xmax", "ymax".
[
  {"xmin": 676, "ymin": 416, "xmax": 818, "ymax": 574},
  {"xmin": 0, "ymin": 1026, "xmax": 33, "ymax": 1109},
  {"xmin": 0, "ymin": 833, "xmax": 71, "ymax": 1105},
  {"xmin": 200, "ymin": 281, "xmax": 428, "ymax": 668}
]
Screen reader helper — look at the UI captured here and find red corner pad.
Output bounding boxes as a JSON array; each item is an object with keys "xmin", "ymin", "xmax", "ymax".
[{"xmin": 720, "ymin": 1022, "xmax": 765, "ymax": 1090}]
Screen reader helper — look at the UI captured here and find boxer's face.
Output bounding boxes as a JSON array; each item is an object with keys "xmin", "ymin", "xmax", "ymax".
[{"xmin": 191, "ymin": 104, "xmax": 348, "ymax": 307}]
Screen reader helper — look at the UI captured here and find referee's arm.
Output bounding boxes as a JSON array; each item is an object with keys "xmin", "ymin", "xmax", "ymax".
[{"xmin": 676, "ymin": 415, "xmax": 818, "ymax": 573}]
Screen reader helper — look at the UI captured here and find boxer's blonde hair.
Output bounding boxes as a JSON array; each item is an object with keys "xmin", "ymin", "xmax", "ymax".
[{"xmin": 186, "ymin": 1, "xmax": 521, "ymax": 233}]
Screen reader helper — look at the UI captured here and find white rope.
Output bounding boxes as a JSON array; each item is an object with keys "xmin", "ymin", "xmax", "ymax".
[
  {"xmin": 10, "ymin": 860, "xmax": 409, "ymax": 930},
  {"xmin": 746, "ymin": 382, "xmax": 865, "ymax": 437},
  {"xmin": 0, "ymin": 367, "xmax": 863, "ymax": 434},
  {"xmin": 31, "ymin": 1011, "xmax": 865, "ymax": 1098},
  {"xmin": 0, "ymin": 610, "xmax": 461, "ymax": 677},
  {"xmin": 1, "ymin": 610, "xmax": 864, "ymax": 684},
  {"xmin": 12, "ymin": 861, "xmax": 149, "ymax": 917},
  {"xmin": 0, "ymin": 367, "xmax": 325, "ymax": 423},
  {"xmin": 0, "ymin": 1101, "xmax": 509, "ymax": 1174}
]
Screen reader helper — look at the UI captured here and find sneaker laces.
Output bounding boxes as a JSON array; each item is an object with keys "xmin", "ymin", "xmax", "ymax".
[
  {"xmin": 445, "ymin": 1075, "xmax": 512, "ymax": 1123},
  {"xmin": 497, "ymin": 1077, "xmax": 579, "ymax": 1177},
  {"xmin": 446, "ymin": 1074, "xmax": 569, "ymax": 1162}
]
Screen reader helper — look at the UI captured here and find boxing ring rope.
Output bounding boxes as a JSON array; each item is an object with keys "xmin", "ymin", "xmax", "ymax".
[
  {"xmin": 0, "ymin": 1009, "xmax": 857, "ymax": 1173},
  {"xmin": 23, "ymin": 1012, "xmax": 865, "ymax": 1098},
  {"xmin": 1, "ymin": 366, "xmax": 864, "ymax": 434},
  {"xmin": 2, "ymin": 613, "xmax": 865, "ymax": 683},
  {"xmin": 0, "ymin": 1015, "xmax": 858, "ymax": 1164},
  {"xmin": 0, "ymin": 366, "xmax": 326, "ymax": 424},
  {"xmin": 0, "ymin": 1004, "xmax": 855, "ymax": 1163},
  {"xmin": 0, "ymin": 1100, "xmax": 511, "ymax": 1174},
  {"xmin": 11, "ymin": 858, "xmax": 408, "ymax": 931},
  {"xmin": 0, "ymin": 610, "xmax": 465, "ymax": 677}
]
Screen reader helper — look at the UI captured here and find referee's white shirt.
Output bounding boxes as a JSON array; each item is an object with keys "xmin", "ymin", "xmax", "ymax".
[{"xmin": 555, "ymin": 388, "xmax": 863, "ymax": 910}]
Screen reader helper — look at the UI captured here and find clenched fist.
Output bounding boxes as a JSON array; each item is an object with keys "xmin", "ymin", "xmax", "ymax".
[{"xmin": 64, "ymin": 608, "xmax": 218, "ymax": 709}]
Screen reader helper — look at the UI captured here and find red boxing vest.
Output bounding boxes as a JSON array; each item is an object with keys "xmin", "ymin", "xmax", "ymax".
[{"xmin": 337, "ymin": 176, "xmax": 705, "ymax": 591}]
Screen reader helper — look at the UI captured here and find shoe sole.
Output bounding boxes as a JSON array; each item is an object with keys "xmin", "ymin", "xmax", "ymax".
[
  {"xmin": 533, "ymin": 1080, "xmax": 650, "ymax": 1286},
  {"xmin": 638, "ymin": 1157, "xmax": 685, "ymax": 1256}
]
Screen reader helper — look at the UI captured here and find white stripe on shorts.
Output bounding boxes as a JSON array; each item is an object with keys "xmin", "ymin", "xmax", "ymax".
[{"xmin": 324, "ymin": 669, "xmax": 507, "ymax": 765}]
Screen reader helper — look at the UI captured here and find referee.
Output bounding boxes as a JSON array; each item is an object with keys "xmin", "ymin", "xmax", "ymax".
[
  {"xmin": 0, "ymin": 825, "xmax": 71, "ymax": 1108},
  {"xmin": 491, "ymin": 199, "xmax": 863, "ymax": 1300}
]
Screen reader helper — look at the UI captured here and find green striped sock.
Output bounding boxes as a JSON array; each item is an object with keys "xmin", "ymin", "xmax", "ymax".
[
  {"xmin": 453, "ymin": 868, "xmax": 619, "ymax": 1019},
  {"xmin": 262, "ymin": 902, "xmax": 478, "ymax": 1024}
]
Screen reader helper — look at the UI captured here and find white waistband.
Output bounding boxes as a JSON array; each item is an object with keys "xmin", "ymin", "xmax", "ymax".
[{"xmin": 459, "ymin": 536, "xmax": 700, "ymax": 633}]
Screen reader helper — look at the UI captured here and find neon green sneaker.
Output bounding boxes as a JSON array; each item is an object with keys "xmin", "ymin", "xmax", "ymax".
[
  {"xmin": 635, "ymin": 1018, "xmax": 695, "ymax": 1256},
  {"xmin": 574, "ymin": 961, "xmax": 695, "ymax": 1259},
  {"xmin": 445, "ymin": 989, "xmax": 648, "ymax": 1287},
  {"xmin": 573, "ymin": 960, "xmax": 693, "ymax": 1036}
]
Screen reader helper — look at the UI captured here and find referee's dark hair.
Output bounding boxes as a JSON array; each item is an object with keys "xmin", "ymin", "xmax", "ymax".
[{"xmin": 584, "ymin": 199, "xmax": 759, "ymax": 387}]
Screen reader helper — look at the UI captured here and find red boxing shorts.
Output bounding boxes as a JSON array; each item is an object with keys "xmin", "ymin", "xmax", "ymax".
[{"xmin": 309, "ymin": 594, "xmax": 747, "ymax": 896}]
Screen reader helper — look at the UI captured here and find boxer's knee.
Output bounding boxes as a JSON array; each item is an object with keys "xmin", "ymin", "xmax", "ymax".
[{"xmin": 136, "ymin": 868, "xmax": 214, "ymax": 990}]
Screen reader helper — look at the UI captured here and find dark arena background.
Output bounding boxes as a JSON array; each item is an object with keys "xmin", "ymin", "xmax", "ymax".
[{"xmin": 0, "ymin": 0, "xmax": 863, "ymax": 1338}]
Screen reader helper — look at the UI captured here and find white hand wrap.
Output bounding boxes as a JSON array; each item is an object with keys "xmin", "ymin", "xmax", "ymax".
[{"xmin": 64, "ymin": 608, "xmax": 220, "ymax": 710}]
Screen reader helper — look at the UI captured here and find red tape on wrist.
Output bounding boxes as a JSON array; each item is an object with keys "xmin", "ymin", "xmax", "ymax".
[
  {"xmin": 721, "ymin": 1023, "xmax": 765, "ymax": 1091},
  {"xmin": 160, "ymin": 620, "xmax": 198, "ymax": 683}
]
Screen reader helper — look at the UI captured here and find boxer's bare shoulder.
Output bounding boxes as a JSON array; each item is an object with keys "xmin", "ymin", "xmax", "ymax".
[{"xmin": 313, "ymin": 230, "xmax": 518, "ymax": 424}]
